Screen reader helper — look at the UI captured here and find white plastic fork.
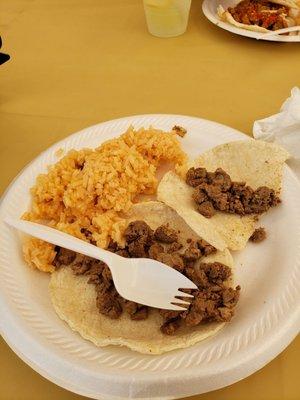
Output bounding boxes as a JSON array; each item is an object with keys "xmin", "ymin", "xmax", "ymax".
[
  {"xmin": 258, "ymin": 25, "xmax": 300, "ymax": 39},
  {"xmin": 5, "ymin": 218, "xmax": 197, "ymax": 311}
]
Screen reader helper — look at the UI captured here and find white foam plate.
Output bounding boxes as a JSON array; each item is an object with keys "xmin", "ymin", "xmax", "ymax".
[
  {"xmin": 202, "ymin": 0, "xmax": 300, "ymax": 42},
  {"xmin": 0, "ymin": 114, "xmax": 300, "ymax": 400}
]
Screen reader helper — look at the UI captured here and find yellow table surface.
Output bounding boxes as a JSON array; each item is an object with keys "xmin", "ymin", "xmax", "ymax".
[{"xmin": 0, "ymin": 1, "xmax": 299, "ymax": 399}]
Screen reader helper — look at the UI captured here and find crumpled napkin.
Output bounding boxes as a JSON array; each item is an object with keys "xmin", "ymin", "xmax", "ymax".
[{"xmin": 253, "ymin": 87, "xmax": 300, "ymax": 179}]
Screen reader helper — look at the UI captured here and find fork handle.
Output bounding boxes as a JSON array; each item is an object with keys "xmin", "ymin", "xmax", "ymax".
[
  {"xmin": 261, "ymin": 25, "xmax": 300, "ymax": 37},
  {"xmin": 4, "ymin": 217, "xmax": 119, "ymax": 266}
]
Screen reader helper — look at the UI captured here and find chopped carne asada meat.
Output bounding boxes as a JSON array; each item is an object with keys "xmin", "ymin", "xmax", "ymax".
[
  {"xmin": 124, "ymin": 220, "xmax": 153, "ymax": 244},
  {"xmin": 115, "ymin": 248, "xmax": 130, "ymax": 257},
  {"xmin": 96, "ymin": 290, "xmax": 122, "ymax": 319},
  {"xmin": 167, "ymin": 241, "xmax": 183, "ymax": 253},
  {"xmin": 154, "ymin": 224, "xmax": 178, "ymax": 243},
  {"xmin": 186, "ymin": 166, "xmax": 280, "ymax": 218},
  {"xmin": 172, "ymin": 125, "xmax": 187, "ymax": 138},
  {"xmin": 54, "ymin": 220, "xmax": 239, "ymax": 334},
  {"xmin": 200, "ymin": 262, "xmax": 231, "ymax": 285},
  {"xmin": 157, "ymin": 252, "xmax": 185, "ymax": 272},
  {"xmin": 127, "ymin": 240, "xmax": 148, "ymax": 258},
  {"xmin": 71, "ymin": 255, "xmax": 97, "ymax": 276},
  {"xmin": 161, "ymin": 317, "xmax": 181, "ymax": 335},
  {"xmin": 196, "ymin": 200, "xmax": 216, "ymax": 218},
  {"xmin": 123, "ymin": 300, "xmax": 149, "ymax": 320},
  {"xmin": 149, "ymin": 242, "xmax": 164, "ymax": 260},
  {"xmin": 186, "ymin": 167, "xmax": 207, "ymax": 187},
  {"xmin": 197, "ymin": 238, "xmax": 217, "ymax": 256},
  {"xmin": 53, "ymin": 247, "xmax": 76, "ymax": 267},
  {"xmin": 250, "ymin": 227, "xmax": 267, "ymax": 243},
  {"xmin": 183, "ymin": 241, "xmax": 202, "ymax": 262}
]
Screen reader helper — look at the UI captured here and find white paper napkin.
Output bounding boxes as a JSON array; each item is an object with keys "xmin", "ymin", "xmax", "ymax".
[{"xmin": 253, "ymin": 87, "xmax": 300, "ymax": 179}]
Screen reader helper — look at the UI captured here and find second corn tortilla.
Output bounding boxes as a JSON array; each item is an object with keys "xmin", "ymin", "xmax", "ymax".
[
  {"xmin": 158, "ymin": 140, "xmax": 289, "ymax": 251},
  {"xmin": 50, "ymin": 201, "xmax": 234, "ymax": 355},
  {"xmin": 217, "ymin": 1, "xmax": 300, "ymax": 34}
]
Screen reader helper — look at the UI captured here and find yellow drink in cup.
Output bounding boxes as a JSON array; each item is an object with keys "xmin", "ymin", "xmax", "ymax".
[{"xmin": 143, "ymin": 0, "xmax": 192, "ymax": 38}]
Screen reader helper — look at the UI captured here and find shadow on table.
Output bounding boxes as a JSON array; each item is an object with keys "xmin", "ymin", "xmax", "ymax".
[{"xmin": 0, "ymin": 36, "xmax": 10, "ymax": 65}]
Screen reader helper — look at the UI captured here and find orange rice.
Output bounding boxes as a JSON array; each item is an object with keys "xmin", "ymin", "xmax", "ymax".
[{"xmin": 23, "ymin": 126, "xmax": 187, "ymax": 272}]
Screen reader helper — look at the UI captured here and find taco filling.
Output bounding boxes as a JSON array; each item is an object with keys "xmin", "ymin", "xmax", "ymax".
[
  {"xmin": 53, "ymin": 220, "xmax": 240, "ymax": 335},
  {"xmin": 218, "ymin": 0, "xmax": 300, "ymax": 33},
  {"xmin": 228, "ymin": 0, "xmax": 289, "ymax": 30},
  {"xmin": 186, "ymin": 166, "xmax": 281, "ymax": 218}
]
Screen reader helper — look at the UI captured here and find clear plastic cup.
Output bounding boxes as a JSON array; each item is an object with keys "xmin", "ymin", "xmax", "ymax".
[{"xmin": 143, "ymin": 0, "xmax": 192, "ymax": 38}]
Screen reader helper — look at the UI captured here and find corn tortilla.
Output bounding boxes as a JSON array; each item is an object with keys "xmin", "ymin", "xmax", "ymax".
[
  {"xmin": 50, "ymin": 201, "xmax": 234, "ymax": 355},
  {"xmin": 158, "ymin": 140, "xmax": 289, "ymax": 251}
]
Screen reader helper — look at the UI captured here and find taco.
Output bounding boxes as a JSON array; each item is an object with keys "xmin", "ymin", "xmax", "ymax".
[
  {"xmin": 50, "ymin": 201, "xmax": 239, "ymax": 354},
  {"xmin": 218, "ymin": 0, "xmax": 300, "ymax": 34},
  {"xmin": 157, "ymin": 140, "xmax": 289, "ymax": 251}
]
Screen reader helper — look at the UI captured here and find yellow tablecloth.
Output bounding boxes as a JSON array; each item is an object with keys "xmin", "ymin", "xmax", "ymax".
[{"xmin": 0, "ymin": 1, "xmax": 299, "ymax": 399}]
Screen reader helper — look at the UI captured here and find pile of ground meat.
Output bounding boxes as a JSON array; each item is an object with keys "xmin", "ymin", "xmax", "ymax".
[
  {"xmin": 54, "ymin": 220, "xmax": 240, "ymax": 335},
  {"xmin": 186, "ymin": 167, "xmax": 280, "ymax": 218},
  {"xmin": 228, "ymin": 0, "xmax": 288, "ymax": 31}
]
